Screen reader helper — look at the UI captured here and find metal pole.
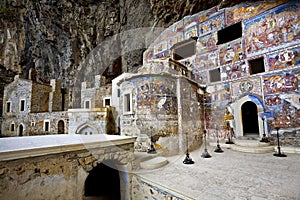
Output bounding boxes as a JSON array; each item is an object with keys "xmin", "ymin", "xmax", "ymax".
[
  {"xmin": 273, "ymin": 127, "xmax": 286, "ymax": 157},
  {"xmin": 183, "ymin": 132, "xmax": 194, "ymax": 164},
  {"xmin": 214, "ymin": 124, "xmax": 223, "ymax": 153}
]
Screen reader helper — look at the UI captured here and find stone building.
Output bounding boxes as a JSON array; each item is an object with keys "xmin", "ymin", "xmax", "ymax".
[
  {"xmin": 68, "ymin": 75, "xmax": 116, "ymax": 135},
  {"xmin": 112, "ymin": 60, "xmax": 203, "ymax": 155},
  {"xmin": 141, "ymin": 0, "xmax": 300, "ymax": 146},
  {"xmin": 1, "ymin": 75, "xmax": 68, "ymax": 136}
]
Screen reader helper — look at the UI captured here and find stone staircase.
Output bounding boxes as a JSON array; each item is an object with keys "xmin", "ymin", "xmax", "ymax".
[{"xmin": 209, "ymin": 137, "xmax": 275, "ymax": 154}]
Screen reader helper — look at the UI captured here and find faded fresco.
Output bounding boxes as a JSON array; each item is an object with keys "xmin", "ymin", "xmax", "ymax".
[
  {"xmin": 225, "ymin": 1, "xmax": 287, "ymax": 25},
  {"xmin": 196, "ymin": 33, "xmax": 218, "ymax": 54},
  {"xmin": 221, "ymin": 61, "xmax": 247, "ymax": 81},
  {"xmin": 244, "ymin": 1, "xmax": 300, "ymax": 56},
  {"xmin": 219, "ymin": 39, "xmax": 244, "ymax": 65},
  {"xmin": 136, "ymin": 76, "xmax": 177, "ymax": 115},
  {"xmin": 195, "ymin": 52, "xmax": 218, "ymax": 71},
  {"xmin": 267, "ymin": 46, "xmax": 300, "ymax": 71},
  {"xmin": 198, "ymin": 13, "xmax": 224, "ymax": 37}
]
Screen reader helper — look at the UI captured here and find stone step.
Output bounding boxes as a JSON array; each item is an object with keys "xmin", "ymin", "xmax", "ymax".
[
  {"xmin": 234, "ymin": 139, "xmax": 271, "ymax": 147},
  {"xmin": 140, "ymin": 156, "xmax": 168, "ymax": 170},
  {"xmin": 231, "ymin": 144, "xmax": 274, "ymax": 154}
]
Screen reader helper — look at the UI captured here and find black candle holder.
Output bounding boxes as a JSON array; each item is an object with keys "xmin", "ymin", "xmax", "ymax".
[
  {"xmin": 214, "ymin": 125, "xmax": 223, "ymax": 153},
  {"xmin": 273, "ymin": 127, "xmax": 286, "ymax": 157},
  {"xmin": 183, "ymin": 132, "xmax": 194, "ymax": 164},
  {"xmin": 260, "ymin": 117, "xmax": 269, "ymax": 143},
  {"xmin": 147, "ymin": 126, "xmax": 157, "ymax": 154},
  {"xmin": 201, "ymin": 130, "xmax": 211, "ymax": 158}
]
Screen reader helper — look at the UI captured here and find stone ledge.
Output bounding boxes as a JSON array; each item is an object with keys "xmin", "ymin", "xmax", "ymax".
[
  {"xmin": 276, "ymin": 146, "xmax": 300, "ymax": 154},
  {"xmin": 140, "ymin": 157, "xmax": 168, "ymax": 169},
  {"xmin": 0, "ymin": 134, "xmax": 137, "ymax": 161}
]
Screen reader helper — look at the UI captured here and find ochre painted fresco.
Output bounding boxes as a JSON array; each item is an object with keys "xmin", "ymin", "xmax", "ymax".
[
  {"xmin": 267, "ymin": 46, "xmax": 300, "ymax": 71},
  {"xmin": 219, "ymin": 39, "xmax": 244, "ymax": 65},
  {"xmin": 244, "ymin": 1, "xmax": 300, "ymax": 56}
]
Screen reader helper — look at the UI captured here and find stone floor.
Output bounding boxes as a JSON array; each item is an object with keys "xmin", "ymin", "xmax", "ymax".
[{"xmin": 135, "ymin": 145, "xmax": 300, "ymax": 200}]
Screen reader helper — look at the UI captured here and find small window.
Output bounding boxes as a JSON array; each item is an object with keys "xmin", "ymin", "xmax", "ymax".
[
  {"xmin": 6, "ymin": 102, "xmax": 11, "ymax": 113},
  {"xmin": 44, "ymin": 120, "xmax": 50, "ymax": 132},
  {"xmin": 123, "ymin": 93, "xmax": 132, "ymax": 114},
  {"xmin": 249, "ymin": 57, "xmax": 265, "ymax": 75},
  {"xmin": 217, "ymin": 22, "xmax": 242, "ymax": 45},
  {"xmin": 10, "ymin": 123, "xmax": 15, "ymax": 132},
  {"xmin": 20, "ymin": 99, "xmax": 25, "ymax": 111},
  {"xmin": 103, "ymin": 97, "xmax": 111, "ymax": 107},
  {"xmin": 209, "ymin": 68, "xmax": 221, "ymax": 82},
  {"xmin": 172, "ymin": 38, "xmax": 197, "ymax": 60},
  {"xmin": 85, "ymin": 100, "xmax": 90, "ymax": 109}
]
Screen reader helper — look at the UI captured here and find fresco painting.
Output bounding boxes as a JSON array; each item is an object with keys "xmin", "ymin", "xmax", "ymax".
[
  {"xmin": 195, "ymin": 52, "xmax": 218, "ymax": 71},
  {"xmin": 244, "ymin": 1, "xmax": 300, "ymax": 56},
  {"xmin": 225, "ymin": 1, "xmax": 287, "ymax": 25},
  {"xmin": 267, "ymin": 46, "xmax": 300, "ymax": 71},
  {"xmin": 219, "ymin": 39, "xmax": 244, "ymax": 65},
  {"xmin": 198, "ymin": 13, "xmax": 224, "ymax": 37},
  {"xmin": 221, "ymin": 61, "xmax": 247, "ymax": 81},
  {"xmin": 263, "ymin": 70, "xmax": 299, "ymax": 95},
  {"xmin": 196, "ymin": 33, "xmax": 217, "ymax": 54}
]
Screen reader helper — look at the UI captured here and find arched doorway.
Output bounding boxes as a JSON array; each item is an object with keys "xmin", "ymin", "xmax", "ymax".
[
  {"xmin": 242, "ymin": 101, "xmax": 259, "ymax": 136},
  {"xmin": 84, "ymin": 161, "xmax": 120, "ymax": 200},
  {"xmin": 58, "ymin": 120, "xmax": 65, "ymax": 134},
  {"xmin": 19, "ymin": 124, "xmax": 23, "ymax": 136}
]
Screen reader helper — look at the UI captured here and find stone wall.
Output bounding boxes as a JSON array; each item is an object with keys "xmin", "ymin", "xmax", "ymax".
[
  {"xmin": 0, "ymin": 142, "xmax": 135, "ymax": 199},
  {"xmin": 31, "ymin": 82, "xmax": 52, "ymax": 113}
]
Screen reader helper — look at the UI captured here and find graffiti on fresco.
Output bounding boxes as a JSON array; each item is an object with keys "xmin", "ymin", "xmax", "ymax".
[
  {"xmin": 219, "ymin": 38, "xmax": 244, "ymax": 65},
  {"xmin": 198, "ymin": 13, "xmax": 224, "ymax": 37},
  {"xmin": 221, "ymin": 61, "xmax": 247, "ymax": 81},
  {"xmin": 195, "ymin": 52, "xmax": 218, "ymax": 71},
  {"xmin": 225, "ymin": 1, "xmax": 286, "ymax": 25},
  {"xmin": 263, "ymin": 70, "xmax": 299, "ymax": 95},
  {"xmin": 244, "ymin": 1, "xmax": 300, "ymax": 56},
  {"xmin": 267, "ymin": 46, "xmax": 300, "ymax": 71},
  {"xmin": 196, "ymin": 33, "xmax": 217, "ymax": 54}
]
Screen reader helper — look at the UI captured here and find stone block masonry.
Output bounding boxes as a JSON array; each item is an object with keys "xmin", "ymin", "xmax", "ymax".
[{"xmin": 0, "ymin": 134, "xmax": 136, "ymax": 200}]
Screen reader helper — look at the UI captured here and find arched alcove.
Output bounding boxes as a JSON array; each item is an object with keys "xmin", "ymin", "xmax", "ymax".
[
  {"xmin": 84, "ymin": 161, "xmax": 120, "ymax": 200},
  {"xmin": 19, "ymin": 124, "xmax": 24, "ymax": 136},
  {"xmin": 58, "ymin": 120, "xmax": 65, "ymax": 134},
  {"xmin": 241, "ymin": 101, "xmax": 259, "ymax": 135},
  {"xmin": 76, "ymin": 123, "xmax": 99, "ymax": 135}
]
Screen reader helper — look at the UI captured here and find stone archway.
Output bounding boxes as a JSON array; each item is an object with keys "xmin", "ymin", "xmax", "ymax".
[
  {"xmin": 241, "ymin": 101, "xmax": 259, "ymax": 135},
  {"xmin": 76, "ymin": 123, "xmax": 99, "ymax": 135},
  {"xmin": 83, "ymin": 160, "xmax": 121, "ymax": 200},
  {"xmin": 233, "ymin": 94, "xmax": 265, "ymax": 138}
]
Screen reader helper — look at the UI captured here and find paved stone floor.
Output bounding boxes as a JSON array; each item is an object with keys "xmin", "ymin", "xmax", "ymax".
[{"xmin": 136, "ymin": 145, "xmax": 300, "ymax": 200}]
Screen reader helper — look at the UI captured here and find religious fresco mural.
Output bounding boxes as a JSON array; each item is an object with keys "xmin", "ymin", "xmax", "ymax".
[
  {"xmin": 191, "ymin": 70, "xmax": 207, "ymax": 84},
  {"xmin": 184, "ymin": 24, "xmax": 198, "ymax": 39},
  {"xmin": 138, "ymin": 60, "xmax": 167, "ymax": 74},
  {"xmin": 244, "ymin": 0, "xmax": 300, "ymax": 57},
  {"xmin": 221, "ymin": 61, "xmax": 247, "ymax": 81},
  {"xmin": 135, "ymin": 76, "xmax": 177, "ymax": 115},
  {"xmin": 196, "ymin": 33, "xmax": 217, "ymax": 54},
  {"xmin": 231, "ymin": 77, "xmax": 262, "ymax": 99},
  {"xmin": 225, "ymin": 0, "xmax": 287, "ymax": 25},
  {"xmin": 198, "ymin": 13, "xmax": 224, "ymax": 37},
  {"xmin": 267, "ymin": 46, "xmax": 300, "ymax": 71},
  {"xmin": 194, "ymin": 52, "xmax": 218, "ymax": 71},
  {"xmin": 219, "ymin": 39, "xmax": 244, "ymax": 65},
  {"xmin": 263, "ymin": 70, "xmax": 299, "ymax": 95}
]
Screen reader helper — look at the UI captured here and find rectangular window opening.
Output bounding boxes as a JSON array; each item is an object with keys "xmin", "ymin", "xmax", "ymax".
[
  {"xmin": 249, "ymin": 57, "xmax": 265, "ymax": 75},
  {"xmin": 6, "ymin": 102, "xmax": 11, "ymax": 113},
  {"xmin": 209, "ymin": 68, "xmax": 221, "ymax": 83},
  {"xmin": 10, "ymin": 123, "xmax": 15, "ymax": 132},
  {"xmin": 104, "ymin": 98, "xmax": 111, "ymax": 107},
  {"xmin": 85, "ymin": 100, "xmax": 90, "ymax": 109},
  {"xmin": 124, "ymin": 93, "xmax": 132, "ymax": 113},
  {"xmin": 217, "ymin": 22, "xmax": 242, "ymax": 45},
  {"xmin": 20, "ymin": 100, "xmax": 25, "ymax": 111},
  {"xmin": 44, "ymin": 121, "xmax": 50, "ymax": 132},
  {"xmin": 172, "ymin": 38, "xmax": 197, "ymax": 60}
]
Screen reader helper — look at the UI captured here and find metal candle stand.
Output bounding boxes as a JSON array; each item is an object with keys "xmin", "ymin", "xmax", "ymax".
[
  {"xmin": 201, "ymin": 130, "xmax": 211, "ymax": 158},
  {"xmin": 147, "ymin": 126, "xmax": 157, "ymax": 154},
  {"xmin": 260, "ymin": 117, "xmax": 269, "ymax": 143},
  {"xmin": 273, "ymin": 127, "xmax": 287, "ymax": 157},
  {"xmin": 214, "ymin": 125, "xmax": 223, "ymax": 153},
  {"xmin": 183, "ymin": 132, "xmax": 194, "ymax": 164}
]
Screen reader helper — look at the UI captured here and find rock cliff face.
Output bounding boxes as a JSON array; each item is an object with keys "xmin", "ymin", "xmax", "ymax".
[{"xmin": 0, "ymin": 0, "xmax": 256, "ymax": 108}]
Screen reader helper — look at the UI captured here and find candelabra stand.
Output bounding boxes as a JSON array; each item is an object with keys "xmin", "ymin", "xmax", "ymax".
[
  {"xmin": 214, "ymin": 125, "xmax": 223, "ymax": 153},
  {"xmin": 183, "ymin": 132, "xmax": 194, "ymax": 164},
  {"xmin": 201, "ymin": 130, "xmax": 211, "ymax": 158},
  {"xmin": 147, "ymin": 126, "xmax": 157, "ymax": 154},
  {"xmin": 273, "ymin": 127, "xmax": 286, "ymax": 157},
  {"xmin": 260, "ymin": 117, "xmax": 269, "ymax": 143}
]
